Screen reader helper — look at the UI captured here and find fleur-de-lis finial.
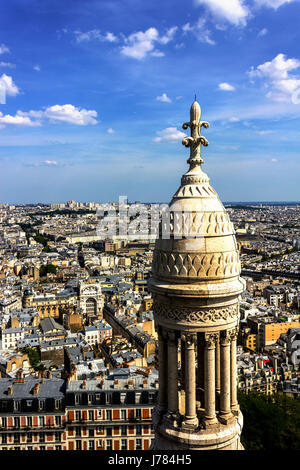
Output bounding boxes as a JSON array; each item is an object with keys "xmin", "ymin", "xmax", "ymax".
[{"xmin": 181, "ymin": 98, "xmax": 210, "ymax": 167}]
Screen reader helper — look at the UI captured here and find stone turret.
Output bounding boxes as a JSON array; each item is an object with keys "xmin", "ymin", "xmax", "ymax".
[{"xmin": 148, "ymin": 99, "xmax": 245, "ymax": 450}]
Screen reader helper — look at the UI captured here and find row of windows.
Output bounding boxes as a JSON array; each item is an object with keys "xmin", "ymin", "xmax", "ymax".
[
  {"xmin": 74, "ymin": 438, "xmax": 154, "ymax": 451},
  {"xmin": 72, "ymin": 408, "xmax": 150, "ymax": 421},
  {"xmin": 1, "ymin": 431, "xmax": 62, "ymax": 444},
  {"xmin": 73, "ymin": 392, "xmax": 157, "ymax": 406},
  {"xmin": 72, "ymin": 424, "xmax": 153, "ymax": 437},
  {"xmin": 1, "ymin": 415, "xmax": 62, "ymax": 427}
]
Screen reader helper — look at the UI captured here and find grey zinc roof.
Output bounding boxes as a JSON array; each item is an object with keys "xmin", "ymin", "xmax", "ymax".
[{"xmin": 0, "ymin": 377, "xmax": 65, "ymax": 399}]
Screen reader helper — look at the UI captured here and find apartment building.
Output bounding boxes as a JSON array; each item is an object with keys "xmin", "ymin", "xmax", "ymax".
[{"xmin": 0, "ymin": 368, "xmax": 157, "ymax": 450}]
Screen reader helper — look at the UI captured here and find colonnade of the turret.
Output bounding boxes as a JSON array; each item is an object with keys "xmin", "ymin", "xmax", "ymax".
[{"xmin": 157, "ymin": 325, "xmax": 239, "ymax": 429}]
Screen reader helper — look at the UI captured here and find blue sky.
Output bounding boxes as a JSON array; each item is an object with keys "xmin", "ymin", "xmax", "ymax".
[{"xmin": 1, "ymin": 0, "xmax": 300, "ymax": 204}]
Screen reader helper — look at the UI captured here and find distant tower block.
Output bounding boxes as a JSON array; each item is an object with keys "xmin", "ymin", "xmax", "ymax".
[{"xmin": 148, "ymin": 99, "xmax": 245, "ymax": 450}]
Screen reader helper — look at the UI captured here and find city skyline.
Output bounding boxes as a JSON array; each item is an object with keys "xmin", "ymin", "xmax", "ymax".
[{"xmin": 1, "ymin": 0, "xmax": 300, "ymax": 204}]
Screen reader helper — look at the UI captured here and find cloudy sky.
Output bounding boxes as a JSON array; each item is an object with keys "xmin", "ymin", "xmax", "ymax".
[{"xmin": 1, "ymin": 0, "xmax": 300, "ymax": 204}]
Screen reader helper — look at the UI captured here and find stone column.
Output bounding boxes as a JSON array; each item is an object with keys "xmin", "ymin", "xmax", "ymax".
[
  {"xmin": 203, "ymin": 332, "xmax": 218, "ymax": 427},
  {"xmin": 219, "ymin": 330, "xmax": 233, "ymax": 424},
  {"xmin": 181, "ymin": 337, "xmax": 186, "ymax": 390},
  {"xmin": 158, "ymin": 326, "xmax": 168, "ymax": 411},
  {"xmin": 183, "ymin": 333, "xmax": 198, "ymax": 427},
  {"xmin": 230, "ymin": 326, "xmax": 239, "ymax": 414},
  {"xmin": 215, "ymin": 337, "xmax": 220, "ymax": 394},
  {"xmin": 167, "ymin": 330, "xmax": 179, "ymax": 417}
]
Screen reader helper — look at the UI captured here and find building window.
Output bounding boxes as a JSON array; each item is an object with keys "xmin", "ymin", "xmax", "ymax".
[
  {"xmin": 121, "ymin": 439, "xmax": 127, "ymax": 450},
  {"xmin": 136, "ymin": 439, "xmax": 142, "ymax": 450},
  {"xmin": 75, "ymin": 411, "xmax": 81, "ymax": 421},
  {"xmin": 75, "ymin": 394, "xmax": 80, "ymax": 405},
  {"xmin": 88, "ymin": 440, "xmax": 95, "ymax": 450},
  {"xmin": 76, "ymin": 440, "xmax": 82, "ymax": 451},
  {"xmin": 121, "ymin": 409, "xmax": 126, "ymax": 420},
  {"xmin": 14, "ymin": 401, "xmax": 20, "ymax": 412},
  {"xmin": 136, "ymin": 409, "xmax": 141, "ymax": 419},
  {"xmin": 55, "ymin": 416, "xmax": 61, "ymax": 426},
  {"xmin": 39, "ymin": 400, "xmax": 45, "ymax": 411},
  {"xmin": 106, "ymin": 439, "xmax": 112, "ymax": 450},
  {"xmin": 136, "ymin": 425, "xmax": 142, "ymax": 435},
  {"xmin": 121, "ymin": 425, "xmax": 127, "ymax": 436},
  {"xmin": 89, "ymin": 410, "xmax": 94, "ymax": 421},
  {"xmin": 75, "ymin": 427, "xmax": 81, "ymax": 437},
  {"xmin": 39, "ymin": 417, "xmax": 45, "ymax": 427},
  {"xmin": 106, "ymin": 410, "xmax": 112, "ymax": 420},
  {"xmin": 106, "ymin": 394, "xmax": 112, "ymax": 405},
  {"xmin": 106, "ymin": 427, "xmax": 112, "ymax": 437},
  {"xmin": 89, "ymin": 429, "xmax": 94, "ymax": 437},
  {"xmin": 55, "ymin": 399, "xmax": 61, "ymax": 410}
]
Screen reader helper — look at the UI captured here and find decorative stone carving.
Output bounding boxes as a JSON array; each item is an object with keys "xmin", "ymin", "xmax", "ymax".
[
  {"xmin": 153, "ymin": 302, "xmax": 239, "ymax": 324},
  {"xmin": 204, "ymin": 332, "xmax": 219, "ymax": 349},
  {"xmin": 220, "ymin": 330, "xmax": 231, "ymax": 346},
  {"xmin": 152, "ymin": 250, "xmax": 240, "ymax": 279},
  {"xmin": 228, "ymin": 326, "xmax": 239, "ymax": 342},
  {"xmin": 181, "ymin": 333, "xmax": 197, "ymax": 346}
]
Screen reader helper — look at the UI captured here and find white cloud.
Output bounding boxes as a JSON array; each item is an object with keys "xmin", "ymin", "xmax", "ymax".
[
  {"xmin": 258, "ymin": 28, "xmax": 268, "ymax": 36},
  {"xmin": 156, "ymin": 93, "xmax": 172, "ymax": 103},
  {"xmin": 44, "ymin": 104, "xmax": 98, "ymax": 125},
  {"xmin": 182, "ymin": 19, "xmax": 215, "ymax": 45},
  {"xmin": 195, "ymin": 0, "xmax": 250, "ymax": 26},
  {"xmin": 153, "ymin": 127, "xmax": 186, "ymax": 143},
  {"xmin": 0, "ymin": 111, "xmax": 41, "ymax": 127},
  {"xmin": 229, "ymin": 116, "xmax": 240, "ymax": 122},
  {"xmin": 256, "ymin": 130, "xmax": 276, "ymax": 135},
  {"xmin": 74, "ymin": 29, "xmax": 118, "ymax": 43},
  {"xmin": 33, "ymin": 64, "xmax": 40, "ymax": 71},
  {"xmin": 0, "ymin": 74, "xmax": 19, "ymax": 100},
  {"xmin": 24, "ymin": 160, "xmax": 60, "ymax": 167},
  {"xmin": 107, "ymin": 128, "xmax": 115, "ymax": 134},
  {"xmin": 159, "ymin": 26, "xmax": 178, "ymax": 45},
  {"xmin": 0, "ymin": 104, "xmax": 98, "ymax": 128},
  {"xmin": 0, "ymin": 62, "xmax": 15, "ymax": 68},
  {"xmin": 255, "ymin": 0, "xmax": 299, "ymax": 9},
  {"xmin": 43, "ymin": 160, "xmax": 58, "ymax": 166},
  {"xmin": 0, "ymin": 44, "xmax": 10, "ymax": 55},
  {"xmin": 271, "ymin": 158, "xmax": 278, "ymax": 162},
  {"xmin": 121, "ymin": 27, "xmax": 177, "ymax": 60},
  {"xmin": 218, "ymin": 82, "xmax": 236, "ymax": 91},
  {"xmin": 249, "ymin": 53, "xmax": 300, "ymax": 103}
]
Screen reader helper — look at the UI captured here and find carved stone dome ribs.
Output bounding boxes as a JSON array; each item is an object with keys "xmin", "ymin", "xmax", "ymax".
[
  {"xmin": 152, "ymin": 249, "xmax": 240, "ymax": 281},
  {"xmin": 159, "ymin": 210, "xmax": 235, "ymax": 238}
]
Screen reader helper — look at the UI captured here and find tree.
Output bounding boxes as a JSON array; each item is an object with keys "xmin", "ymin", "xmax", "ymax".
[
  {"xmin": 239, "ymin": 390, "xmax": 300, "ymax": 450},
  {"xmin": 21, "ymin": 347, "xmax": 40, "ymax": 369}
]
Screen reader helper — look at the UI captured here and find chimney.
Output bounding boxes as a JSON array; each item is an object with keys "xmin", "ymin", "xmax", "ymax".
[
  {"xmin": 7, "ymin": 385, "xmax": 13, "ymax": 395},
  {"xmin": 81, "ymin": 380, "xmax": 86, "ymax": 389},
  {"xmin": 143, "ymin": 379, "xmax": 148, "ymax": 387},
  {"xmin": 114, "ymin": 379, "xmax": 119, "ymax": 389},
  {"xmin": 128, "ymin": 379, "xmax": 134, "ymax": 389},
  {"xmin": 33, "ymin": 383, "xmax": 39, "ymax": 395}
]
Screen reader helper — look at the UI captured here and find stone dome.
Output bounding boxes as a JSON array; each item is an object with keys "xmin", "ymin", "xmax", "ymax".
[{"xmin": 151, "ymin": 100, "xmax": 244, "ymax": 300}]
